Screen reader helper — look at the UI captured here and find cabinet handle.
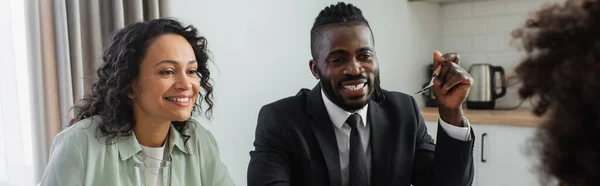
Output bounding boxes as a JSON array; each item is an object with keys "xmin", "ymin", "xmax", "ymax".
[{"xmin": 481, "ymin": 133, "xmax": 487, "ymax": 163}]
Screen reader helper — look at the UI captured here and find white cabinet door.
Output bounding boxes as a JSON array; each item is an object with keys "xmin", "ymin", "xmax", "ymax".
[{"xmin": 472, "ymin": 125, "xmax": 540, "ymax": 186}]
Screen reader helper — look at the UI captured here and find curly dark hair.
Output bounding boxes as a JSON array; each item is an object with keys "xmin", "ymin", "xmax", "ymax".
[
  {"xmin": 512, "ymin": 0, "xmax": 600, "ymax": 185},
  {"xmin": 71, "ymin": 18, "xmax": 213, "ymax": 144}
]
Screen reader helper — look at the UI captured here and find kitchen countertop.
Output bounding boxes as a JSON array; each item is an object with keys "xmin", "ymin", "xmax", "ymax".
[{"xmin": 419, "ymin": 107, "xmax": 540, "ymax": 127}]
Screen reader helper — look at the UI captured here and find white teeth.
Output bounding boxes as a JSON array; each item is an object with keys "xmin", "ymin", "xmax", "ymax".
[
  {"xmin": 167, "ymin": 97, "xmax": 189, "ymax": 102},
  {"xmin": 344, "ymin": 83, "xmax": 366, "ymax": 91}
]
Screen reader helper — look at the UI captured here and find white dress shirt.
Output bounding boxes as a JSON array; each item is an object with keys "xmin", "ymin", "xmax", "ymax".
[{"xmin": 321, "ymin": 90, "xmax": 471, "ymax": 186}]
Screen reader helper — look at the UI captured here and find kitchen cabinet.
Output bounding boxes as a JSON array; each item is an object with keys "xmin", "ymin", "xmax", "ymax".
[{"xmin": 472, "ymin": 124, "xmax": 539, "ymax": 186}]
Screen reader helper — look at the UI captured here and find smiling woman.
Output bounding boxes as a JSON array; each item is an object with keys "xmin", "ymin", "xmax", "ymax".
[{"xmin": 37, "ymin": 18, "xmax": 235, "ymax": 186}]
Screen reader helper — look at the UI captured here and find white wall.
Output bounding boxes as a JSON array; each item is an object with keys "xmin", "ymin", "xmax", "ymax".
[
  {"xmin": 407, "ymin": 2, "xmax": 443, "ymax": 101},
  {"xmin": 440, "ymin": 0, "xmax": 564, "ymax": 109},
  {"xmin": 169, "ymin": 1, "xmax": 441, "ymax": 185}
]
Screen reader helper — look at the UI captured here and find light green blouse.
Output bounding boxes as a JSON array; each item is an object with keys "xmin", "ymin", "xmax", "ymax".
[{"xmin": 38, "ymin": 116, "xmax": 235, "ymax": 186}]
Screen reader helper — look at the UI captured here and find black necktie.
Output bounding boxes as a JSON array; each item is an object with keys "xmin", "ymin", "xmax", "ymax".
[{"xmin": 347, "ymin": 113, "xmax": 368, "ymax": 186}]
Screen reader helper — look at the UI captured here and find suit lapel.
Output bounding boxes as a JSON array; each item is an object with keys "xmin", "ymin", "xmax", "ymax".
[
  {"xmin": 305, "ymin": 84, "xmax": 342, "ymax": 186},
  {"xmin": 369, "ymin": 100, "xmax": 391, "ymax": 185}
]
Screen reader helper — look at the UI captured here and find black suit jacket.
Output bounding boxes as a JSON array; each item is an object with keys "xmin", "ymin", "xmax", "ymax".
[{"xmin": 248, "ymin": 84, "xmax": 474, "ymax": 186}]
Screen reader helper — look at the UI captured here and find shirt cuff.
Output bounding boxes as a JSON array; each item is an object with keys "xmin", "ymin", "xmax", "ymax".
[{"xmin": 438, "ymin": 117, "xmax": 472, "ymax": 141}]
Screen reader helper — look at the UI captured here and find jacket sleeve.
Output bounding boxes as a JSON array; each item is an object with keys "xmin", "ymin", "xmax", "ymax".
[
  {"xmin": 247, "ymin": 105, "xmax": 291, "ymax": 186},
  {"xmin": 410, "ymin": 97, "xmax": 475, "ymax": 186}
]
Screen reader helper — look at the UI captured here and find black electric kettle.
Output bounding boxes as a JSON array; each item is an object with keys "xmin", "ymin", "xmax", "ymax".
[{"xmin": 466, "ymin": 64, "xmax": 506, "ymax": 109}]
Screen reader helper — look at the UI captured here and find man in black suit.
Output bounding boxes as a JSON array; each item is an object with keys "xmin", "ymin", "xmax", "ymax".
[{"xmin": 248, "ymin": 2, "xmax": 474, "ymax": 186}]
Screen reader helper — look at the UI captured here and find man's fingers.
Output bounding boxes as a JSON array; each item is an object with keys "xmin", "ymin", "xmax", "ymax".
[
  {"xmin": 442, "ymin": 53, "xmax": 460, "ymax": 65},
  {"xmin": 436, "ymin": 62, "xmax": 472, "ymax": 94},
  {"xmin": 433, "ymin": 51, "xmax": 443, "ymax": 68},
  {"xmin": 442, "ymin": 72, "xmax": 472, "ymax": 94},
  {"xmin": 438, "ymin": 61, "xmax": 453, "ymax": 83},
  {"xmin": 443, "ymin": 66, "xmax": 458, "ymax": 86},
  {"xmin": 434, "ymin": 51, "xmax": 462, "ymax": 73},
  {"xmin": 432, "ymin": 78, "xmax": 443, "ymax": 97}
]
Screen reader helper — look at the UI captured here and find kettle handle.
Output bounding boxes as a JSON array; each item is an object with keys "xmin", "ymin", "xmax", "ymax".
[{"xmin": 492, "ymin": 66, "xmax": 507, "ymax": 99}]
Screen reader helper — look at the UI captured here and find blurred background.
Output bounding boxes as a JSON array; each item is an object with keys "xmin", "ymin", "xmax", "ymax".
[{"xmin": 0, "ymin": 0, "xmax": 563, "ymax": 185}]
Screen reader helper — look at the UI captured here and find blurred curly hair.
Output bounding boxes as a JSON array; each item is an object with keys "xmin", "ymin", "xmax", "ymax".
[{"xmin": 512, "ymin": 0, "xmax": 600, "ymax": 185}]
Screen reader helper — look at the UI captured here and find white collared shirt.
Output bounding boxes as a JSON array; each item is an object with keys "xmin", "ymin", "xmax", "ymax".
[{"xmin": 321, "ymin": 90, "xmax": 471, "ymax": 186}]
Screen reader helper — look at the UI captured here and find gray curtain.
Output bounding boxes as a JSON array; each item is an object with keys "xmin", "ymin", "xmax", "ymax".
[{"xmin": 25, "ymin": 0, "xmax": 171, "ymax": 182}]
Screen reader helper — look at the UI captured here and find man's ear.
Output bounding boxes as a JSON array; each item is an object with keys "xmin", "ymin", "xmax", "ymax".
[
  {"xmin": 309, "ymin": 59, "xmax": 319, "ymax": 79},
  {"xmin": 128, "ymin": 80, "xmax": 138, "ymax": 99}
]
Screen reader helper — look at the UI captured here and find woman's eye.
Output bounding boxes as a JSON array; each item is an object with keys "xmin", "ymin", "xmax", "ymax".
[
  {"xmin": 188, "ymin": 69, "xmax": 198, "ymax": 74},
  {"xmin": 160, "ymin": 70, "xmax": 174, "ymax": 75}
]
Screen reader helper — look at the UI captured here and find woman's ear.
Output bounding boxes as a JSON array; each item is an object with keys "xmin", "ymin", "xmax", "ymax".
[{"xmin": 128, "ymin": 80, "xmax": 138, "ymax": 99}]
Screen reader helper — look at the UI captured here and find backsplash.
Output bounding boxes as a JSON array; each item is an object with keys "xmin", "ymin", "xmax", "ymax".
[{"xmin": 440, "ymin": 0, "xmax": 565, "ymax": 109}]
